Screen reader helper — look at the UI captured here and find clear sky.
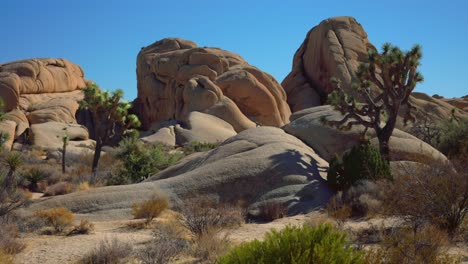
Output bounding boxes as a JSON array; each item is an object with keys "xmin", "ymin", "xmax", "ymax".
[{"xmin": 1, "ymin": 0, "xmax": 467, "ymax": 100}]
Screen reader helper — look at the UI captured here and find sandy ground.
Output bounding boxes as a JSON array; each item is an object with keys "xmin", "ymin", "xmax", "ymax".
[{"xmin": 13, "ymin": 211, "xmax": 468, "ymax": 264}]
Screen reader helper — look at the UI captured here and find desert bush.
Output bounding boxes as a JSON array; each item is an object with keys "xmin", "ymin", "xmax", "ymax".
[
  {"xmin": 436, "ymin": 118, "xmax": 468, "ymax": 157},
  {"xmin": 382, "ymin": 159, "xmax": 468, "ymax": 236},
  {"xmin": 137, "ymin": 223, "xmax": 188, "ymax": 264},
  {"xmin": 20, "ymin": 167, "xmax": 49, "ymax": 192},
  {"xmin": 0, "ymin": 183, "xmax": 29, "ymax": 220},
  {"xmin": 179, "ymin": 198, "xmax": 245, "ymax": 236},
  {"xmin": 328, "ymin": 141, "xmax": 391, "ymax": 190},
  {"xmin": 373, "ymin": 225, "xmax": 460, "ymax": 264},
  {"xmin": 35, "ymin": 207, "xmax": 74, "ymax": 233},
  {"xmin": 43, "ymin": 182, "xmax": 74, "ymax": 196},
  {"xmin": 0, "ymin": 250, "xmax": 14, "ymax": 264},
  {"xmin": 113, "ymin": 137, "xmax": 184, "ymax": 184},
  {"xmin": 131, "ymin": 194, "xmax": 169, "ymax": 225},
  {"xmin": 79, "ymin": 238, "xmax": 132, "ymax": 264},
  {"xmin": 218, "ymin": 224, "xmax": 363, "ymax": 264},
  {"xmin": 326, "ymin": 192, "xmax": 352, "ymax": 223},
  {"xmin": 256, "ymin": 200, "xmax": 288, "ymax": 222},
  {"xmin": 0, "ymin": 224, "xmax": 25, "ymax": 255},
  {"xmin": 68, "ymin": 219, "xmax": 95, "ymax": 236},
  {"xmin": 192, "ymin": 228, "xmax": 230, "ymax": 263},
  {"xmin": 183, "ymin": 141, "xmax": 219, "ymax": 154}
]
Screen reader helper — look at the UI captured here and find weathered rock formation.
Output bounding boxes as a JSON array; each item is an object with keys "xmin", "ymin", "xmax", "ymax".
[
  {"xmin": 135, "ymin": 38, "xmax": 291, "ymax": 144},
  {"xmin": 282, "ymin": 16, "xmax": 468, "ymax": 129},
  {"xmin": 0, "ymin": 58, "xmax": 93, "ymax": 150},
  {"xmin": 25, "ymin": 127, "xmax": 332, "ymax": 219},
  {"xmin": 284, "ymin": 105, "xmax": 447, "ymax": 163}
]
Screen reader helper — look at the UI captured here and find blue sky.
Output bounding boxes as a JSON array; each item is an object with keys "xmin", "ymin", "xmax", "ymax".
[{"xmin": 1, "ymin": 0, "xmax": 467, "ymax": 100}]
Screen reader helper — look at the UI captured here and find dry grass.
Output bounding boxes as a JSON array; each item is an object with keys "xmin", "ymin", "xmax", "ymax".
[
  {"xmin": 0, "ymin": 224, "xmax": 25, "ymax": 255},
  {"xmin": 0, "ymin": 250, "xmax": 14, "ymax": 264},
  {"xmin": 79, "ymin": 238, "xmax": 132, "ymax": 264},
  {"xmin": 191, "ymin": 228, "xmax": 230, "ymax": 263},
  {"xmin": 257, "ymin": 200, "xmax": 288, "ymax": 222},
  {"xmin": 68, "ymin": 219, "xmax": 95, "ymax": 236},
  {"xmin": 35, "ymin": 207, "xmax": 74, "ymax": 233},
  {"xmin": 178, "ymin": 198, "xmax": 245, "ymax": 236},
  {"xmin": 136, "ymin": 223, "xmax": 188, "ymax": 264},
  {"xmin": 131, "ymin": 194, "xmax": 169, "ymax": 225}
]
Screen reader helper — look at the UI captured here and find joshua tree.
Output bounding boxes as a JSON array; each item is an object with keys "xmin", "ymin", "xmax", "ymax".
[
  {"xmin": 79, "ymin": 83, "xmax": 140, "ymax": 173},
  {"xmin": 328, "ymin": 43, "xmax": 424, "ymax": 161},
  {"xmin": 1, "ymin": 151, "xmax": 24, "ymax": 193},
  {"xmin": 62, "ymin": 131, "xmax": 69, "ymax": 174}
]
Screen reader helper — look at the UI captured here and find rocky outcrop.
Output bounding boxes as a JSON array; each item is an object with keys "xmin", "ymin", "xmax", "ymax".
[
  {"xmin": 25, "ymin": 127, "xmax": 332, "ymax": 219},
  {"xmin": 282, "ymin": 16, "xmax": 374, "ymax": 112},
  {"xmin": 439, "ymin": 96, "xmax": 468, "ymax": 112},
  {"xmin": 284, "ymin": 105, "xmax": 448, "ymax": 163},
  {"xmin": 135, "ymin": 38, "xmax": 291, "ymax": 137},
  {"xmin": 0, "ymin": 58, "xmax": 93, "ymax": 151},
  {"xmin": 282, "ymin": 16, "xmax": 468, "ymax": 130}
]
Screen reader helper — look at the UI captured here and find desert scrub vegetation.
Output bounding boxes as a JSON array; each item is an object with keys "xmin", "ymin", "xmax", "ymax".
[
  {"xmin": 136, "ymin": 223, "xmax": 188, "ymax": 264},
  {"xmin": 35, "ymin": 207, "xmax": 74, "ymax": 233},
  {"xmin": 178, "ymin": 198, "xmax": 245, "ymax": 236},
  {"xmin": 218, "ymin": 224, "xmax": 363, "ymax": 264},
  {"xmin": 68, "ymin": 219, "xmax": 95, "ymax": 235},
  {"xmin": 381, "ymin": 158, "xmax": 468, "ymax": 237},
  {"xmin": 256, "ymin": 200, "xmax": 288, "ymax": 222},
  {"xmin": 0, "ymin": 224, "xmax": 25, "ymax": 255},
  {"xmin": 131, "ymin": 193, "xmax": 169, "ymax": 225},
  {"xmin": 0, "ymin": 250, "xmax": 14, "ymax": 264},
  {"xmin": 183, "ymin": 141, "xmax": 219, "ymax": 154},
  {"xmin": 111, "ymin": 136, "xmax": 184, "ymax": 184},
  {"xmin": 79, "ymin": 238, "xmax": 132, "ymax": 264},
  {"xmin": 328, "ymin": 141, "xmax": 391, "ymax": 191},
  {"xmin": 436, "ymin": 117, "xmax": 468, "ymax": 157}
]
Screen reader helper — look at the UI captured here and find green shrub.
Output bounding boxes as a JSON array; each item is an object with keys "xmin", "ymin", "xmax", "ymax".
[
  {"xmin": 436, "ymin": 118, "xmax": 468, "ymax": 157},
  {"xmin": 218, "ymin": 224, "xmax": 363, "ymax": 264},
  {"xmin": 113, "ymin": 137, "xmax": 184, "ymax": 184},
  {"xmin": 328, "ymin": 141, "xmax": 391, "ymax": 190}
]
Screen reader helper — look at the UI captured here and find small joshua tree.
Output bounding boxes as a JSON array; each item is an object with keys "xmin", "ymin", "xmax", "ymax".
[
  {"xmin": 328, "ymin": 43, "xmax": 424, "ymax": 161},
  {"xmin": 62, "ymin": 131, "xmax": 69, "ymax": 174},
  {"xmin": 79, "ymin": 84, "xmax": 141, "ymax": 173}
]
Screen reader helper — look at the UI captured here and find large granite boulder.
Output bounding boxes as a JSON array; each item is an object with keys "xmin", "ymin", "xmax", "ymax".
[
  {"xmin": 0, "ymin": 58, "xmax": 93, "ymax": 151},
  {"xmin": 284, "ymin": 105, "xmax": 448, "ymax": 163},
  {"xmin": 24, "ymin": 127, "xmax": 332, "ymax": 219},
  {"xmin": 282, "ymin": 16, "xmax": 468, "ymax": 129},
  {"xmin": 135, "ymin": 38, "xmax": 291, "ymax": 136}
]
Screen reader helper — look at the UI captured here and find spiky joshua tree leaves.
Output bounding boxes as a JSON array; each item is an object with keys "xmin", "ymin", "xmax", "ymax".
[
  {"xmin": 328, "ymin": 43, "xmax": 424, "ymax": 161},
  {"xmin": 79, "ymin": 83, "xmax": 141, "ymax": 173}
]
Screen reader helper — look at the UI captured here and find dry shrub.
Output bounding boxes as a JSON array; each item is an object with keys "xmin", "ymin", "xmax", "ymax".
[
  {"xmin": 79, "ymin": 238, "xmax": 132, "ymax": 264},
  {"xmin": 192, "ymin": 228, "xmax": 230, "ymax": 263},
  {"xmin": 68, "ymin": 219, "xmax": 94, "ymax": 236},
  {"xmin": 179, "ymin": 198, "xmax": 245, "ymax": 236},
  {"xmin": 257, "ymin": 200, "xmax": 288, "ymax": 222},
  {"xmin": 0, "ymin": 250, "xmax": 14, "ymax": 264},
  {"xmin": 131, "ymin": 193, "xmax": 169, "ymax": 225},
  {"xmin": 0, "ymin": 224, "xmax": 25, "ymax": 255},
  {"xmin": 371, "ymin": 225, "xmax": 460, "ymax": 264},
  {"xmin": 305, "ymin": 213, "xmax": 336, "ymax": 228},
  {"xmin": 382, "ymin": 157, "xmax": 468, "ymax": 236},
  {"xmin": 77, "ymin": 181, "xmax": 90, "ymax": 191},
  {"xmin": 136, "ymin": 223, "xmax": 188, "ymax": 264},
  {"xmin": 326, "ymin": 192, "xmax": 352, "ymax": 223},
  {"xmin": 43, "ymin": 182, "xmax": 74, "ymax": 196},
  {"xmin": 35, "ymin": 207, "xmax": 74, "ymax": 233}
]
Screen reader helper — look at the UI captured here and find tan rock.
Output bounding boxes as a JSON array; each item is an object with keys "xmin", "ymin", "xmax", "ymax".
[
  {"xmin": 4, "ymin": 109, "xmax": 29, "ymax": 138},
  {"xmin": 284, "ymin": 105, "xmax": 447, "ymax": 163},
  {"xmin": 440, "ymin": 96, "xmax": 468, "ymax": 112},
  {"xmin": 30, "ymin": 122, "xmax": 89, "ymax": 149},
  {"xmin": 136, "ymin": 38, "xmax": 290, "ymax": 131},
  {"xmin": 25, "ymin": 127, "xmax": 332, "ymax": 218},
  {"xmin": 141, "ymin": 126, "xmax": 176, "ymax": 146},
  {"xmin": 0, "ymin": 59, "xmax": 87, "ymax": 111},
  {"xmin": 282, "ymin": 16, "xmax": 373, "ymax": 112}
]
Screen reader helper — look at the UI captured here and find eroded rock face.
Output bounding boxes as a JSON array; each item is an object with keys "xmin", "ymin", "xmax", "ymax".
[
  {"xmin": 282, "ymin": 16, "xmax": 374, "ymax": 112},
  {"xmin": 135, "ymin": 38, "xmax": 291, "ymax": 132},
  {"xmin": 25, "ymin": 127, "xmax": 332, "ymax": 219},
  {"xmin": 0, "ymin": 58, "xmax": 92, "ymax": 150},
  {"xmin": 284, "ymin": 105, "xmax": 448, "ymax": 163}
]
